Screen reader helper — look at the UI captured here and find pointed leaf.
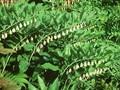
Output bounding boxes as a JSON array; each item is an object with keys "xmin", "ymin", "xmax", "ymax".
[
  {"xmin": 49, "ymin": 78, "xmax": 60, "ymax": 90},
  {"xmin": 37, "ymin": 75, "xmax": 47, "ymax": 90},
  {"xmin": 41, "ymin": 63, "xmax": 59, "ymax": 71}
]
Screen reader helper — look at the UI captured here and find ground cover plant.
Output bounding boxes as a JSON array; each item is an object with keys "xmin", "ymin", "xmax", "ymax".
[{"xmin": 0, "ymin": 0, "xmax": 120, "ymax": 90}]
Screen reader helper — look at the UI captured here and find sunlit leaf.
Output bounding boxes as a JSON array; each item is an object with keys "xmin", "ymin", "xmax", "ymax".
[
  {"xmin": 49, "ymin": 78, "xmax": 60, "ymax": 90},
  {"xmin": 41, "ymin": 63, "xmax": 59, "ymax": 71},
  {"xmin": 37, "ymin": 75, "xmax": 47, "ymax": 90},
  {"xmin": 0, "ymin": 48, "xmax": 16, "ymax": 55}
]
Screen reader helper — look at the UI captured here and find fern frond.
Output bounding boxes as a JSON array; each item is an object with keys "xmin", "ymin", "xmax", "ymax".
[{"xmin": 0, "ymin": 70, "xmax": 28, "ymax": 90}]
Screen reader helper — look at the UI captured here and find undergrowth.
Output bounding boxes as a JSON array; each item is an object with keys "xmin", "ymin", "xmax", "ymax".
[{"xmin": 0, "ymin": 0, "xmax": 120, "ymax": 90}]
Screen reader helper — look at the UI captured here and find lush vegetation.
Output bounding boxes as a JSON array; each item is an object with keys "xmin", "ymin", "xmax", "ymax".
[{"xmin": 0, "ymin": 0, "xmax": 120, "ymax": 90}]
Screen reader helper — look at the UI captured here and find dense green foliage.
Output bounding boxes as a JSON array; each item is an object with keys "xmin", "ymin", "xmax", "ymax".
[{"xmin": 0, "ymin": 0, "xmax": 120, "ymax": 90}]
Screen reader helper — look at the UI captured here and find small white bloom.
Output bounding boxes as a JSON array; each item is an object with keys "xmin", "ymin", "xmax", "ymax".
[
  {"xmin": 36, "ymin": 48, "xmax": 40, "ymax": 52},
  {"xmin": 73, "ymin": 65, "xmax": 76, "ymax": 70},
  {"xmin": 84, "ymin": 62, "xmax": 87, "ymax": 67},
  {"xmin": 80, "ymin": 63, "xmax": 83, "ymax": 67},
  {"xmin": 73, "ymin": 26, "xmax": 76, "ymax": 31},
  {"xmin": 68, "ymin": 68, "xmax": 72, "ymax": 73},
  {"xmin": 73, "ymin": 44, "xmax": 76, "ymax": 47},
  {"xmin": 69, "ymin": 28, "xmax": 73, "ymax": 32},
  {"xmin": 23, "ymin": 22, "xmax": 27, "ymax": 27},
  {"xmin": 96, "ymin": 69, "xmax": 100, "ymax": 75},
  {"xmin": 50, "ymin": 36, "xmax": 53, "ymax": 41},
  {"xmin": 94, "ymin": 60, "xmax": 97, "ymax": 65},
  {"xmin": 66, "ymin": 30, "xmax": 69, "ymax": 35},
  {"xmin": 9, "ymin": 30, "xmax": 12, "ymax": 35},
  {"xmin": 4, "ymin": 33, "xmax": 7, "ymax": 38},
  {"xmin": 49, "ymin": 0, "xmax": 52, "ymax": 2},
  {"xmin": 96, "ymin": 69, "xmax": 99, "ymax": 74},
  {"xmin": 47, "ymin": 37, "xmax": 50, "ymax": 43},
  {"xmin": 79, "ymin": 76, "xmax": 82, "ymax": 80},
  {"xmin": 75, "ymin": 64, "xmax": 79, "ymax": 70},
  {"xmin": 47, "ymin": 36, "xmax": 50, "ymax": 40},
  {"xmin": 57, "ymin": 34, "xmax": 61, "ymax": 39},
  {"xmin": 2, "ymin": 34, "xmax": 5, "ymax": 39},
  {"xmin": 82, "ymin": 74, "xmax": 86, "ymax": 78},
  {"xmin": 85, "ymin": 73, "xmax": 89, "ymax": 78},
  {"xmin": 19, "ymin": 23, "xmax": 23, "ymax": 28},
  {"xmin": 91, "ymin": 61, "xmax": 94, "ymax": 66},
  {"xmin": 12, "ymin": 28, "xmax": 16, "ymax": 33},
  {"xmin": 27, "ymin": 21, "xmax": 30, "ymax": 25},
  {"xmin": 43, "ymin": 41, "xmax": 46, "ymax": 45},
  {"xmin": 80, "ymin": 23, "xmax": 83, "ymax": 28},
  {"xmin": 35, "ymin": 35, "xmax": 38, "ymax": 38},
  {"xmin": 62, "ymin": 31, "xmax": 66, "ymax": 36},
  {"xmin": 26, "ymin": 39, "xmax": 29, "ymax": 43},
  {"xmin": 30, "ymin": 37, "xmax": 34, "ymax": 41},
  {"xmin": 99, "ymin": 69, "xmax": 103, "ymax": 74},
  {"xmin": 54, "ymin": 35, "xmax": 57, "ymax": 39},
  {"xmin": 39, "ymin": 44, "xmax": 43, "ymax": 48},
  {"xmin": 98, "ymin": 60, "xmax": 102, "ymax": 65},
  {"xmin": 34, "ymin": 18, "xmax": 37, "ymax": 22},
  {"xmin": 21, "ymin": 42, "xmax": 26, "ymax": 47},
  {"xmin": 76, "ymin": 24, "xmax": 80, "ymax": 29},
  {"xmin": 16, "ymin": 26, "xmax": 19, "ymax": 31},
  {"xmin": 87, "ymin": 61, "xmax": 90, "ymax": 66}
]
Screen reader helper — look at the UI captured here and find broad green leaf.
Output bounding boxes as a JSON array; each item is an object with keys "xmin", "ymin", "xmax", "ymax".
[
  {"xmin": 49, "ymin": 78, "xmax": 60, "ymax": 90},
  {"xmin": 63, "ymin": 44, "xmax": 71, "ymax": 57},
  {"xmin": 105, "ymin": 62, "xmax": 111, "ymax": 66},
  {"xmin": 70, "ymin": 82, "xmax": 78, "ymax": 90},
  {"xmin": 17, "ymin": 55, "xmax": 29, "ymax": 73},
  {"xmin": 28, "ymin": 83, "xmax": 38, "ymax": 90},
  {"xmin": 19, "ymin": 60, "xmax": 29, "ymax": 73},
  {"xmin": 23, "ymin": 43, "xmax": 34, "ymax": 51},
  {"xmin": 37, "ymin": 75, "xmax": 47, "ymax": 90},
  {"xmin": 41, "ymin": 63, "xmax": 59, "ymax": 71}
]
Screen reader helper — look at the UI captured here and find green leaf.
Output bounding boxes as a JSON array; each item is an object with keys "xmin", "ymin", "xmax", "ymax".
[
  {"xmin": 63, "ymin": 44, "xmax": 71, "ymax": 57},
  {"xmin": 28, "ymin": 83, "xmax": 38, "ymax": 90},
  {"xmin": 17, "ymin": 55, "xmax": 29, "ymax": 73},
  {"xmin": 105, "ymin": 62, "xmax": 112, "ymax": 66},
  {"xmin": 19, "ymin": 60, "xmax": 29, "ymax": 73},
  {"xmin": 41, "ymin": 63, "xmax": 59, "ymax": 71},
  {"xmin": 23, "ymin": 43, "xmax": 34, "ymax": 51},
  {"xmin": 49, "ymin": 78, "xmax": 60, "ymax": 90},
  {"xmin": 37, "ymin": 75, "xmax": 47, "ymax": 90}
]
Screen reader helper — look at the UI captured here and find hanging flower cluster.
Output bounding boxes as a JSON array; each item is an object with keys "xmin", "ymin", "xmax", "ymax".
[
  {"xmin": 20, "ymin": 34, "xmax": 39, "ymax": 47},
  {"xmin": 79, "ymin": 68, "xmax": 108, "ymax": 80},
  {"xmin": 0, "ymin": 0, "xmax": 15, "ymax": 6},
  {"xmin": 66, "ymin": 59, "xmax": 107, "ymax": 74},
  {"xmin": 64, "ymin": 0, "xmax": 80, "ymax": 6},
  {"xmin": 36, "ymin": 23, "xmax": 87, "ymax": 52},
  {"xmin": 0, "ymin": 18, "xmax": 36, "ymax": 41}
]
